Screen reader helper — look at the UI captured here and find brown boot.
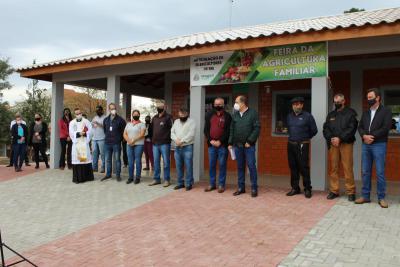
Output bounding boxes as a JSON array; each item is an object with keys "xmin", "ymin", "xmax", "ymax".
[
  {"xmin": 378, "ymin": 199, "xmax": 388, "ymax": 208},
  {"xmin": 355, "ymin": 197, "xmax": 371, "ymax": 204}
]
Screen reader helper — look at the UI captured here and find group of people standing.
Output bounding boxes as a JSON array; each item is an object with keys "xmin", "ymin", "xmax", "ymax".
[
  {"xmin": 8, "ymin": 87, "xmax": 393, "ymax": 207},
  {"xmin": 7, "ymin": 113, "xmax": 49, "ymax": 172}
]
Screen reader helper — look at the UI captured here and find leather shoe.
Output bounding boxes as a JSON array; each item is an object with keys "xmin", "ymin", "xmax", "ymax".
[
  {"xmin": 233, "ymin": 189, "xmax": 245, "ymax": 196},
  {"xmin": 163, "ymin": 181, "xmax": 171, "ymax": 187},
  {"xmin": 348, "ymin": 194, "xmax": 356, "ymax": 202},
  {"xmin": 148, "ymin": 180, "xmax": 161, "ymax": 186},
  {"xmin": 217, "ymin": 186, "xmax": 225, "ymax": 193},
  {"xmin": 251, "ymin": 190, "xmax": 258, "ymax": 197},
  {"xmin": 286, "ymin": 189, "xmax": 301, "ymax": 196},
  {"xmin": 134, "ymin": 178, "xmax": 140, "ymax": 184},
  {"xmin": 174, "ymin": 184, "xmax": 185, "ymax": 190},
  {"xmin": 204, "ymin": 185, "xmax": 216, "ymax": 192},
  {"xmin": 101, "ymin": 176, "xmax": 111, "ymax": 181},
  {"xmin": 186, "ymin": 185, "xmax": 192, "ymax": 191},
  {"xmin": 355, "ymin": 197, "xmax": 371, "ymax": 204},
  {"xmin": 327, "ymin": 192, "xmax": 339, "ymax": 200},
  {"xmin": 6, "ymin": 164, "xmax": 13, "ymax": 167},
  {"xmin": 116, "ymin": 176, "xmax": 121, "ymax": 182},
  {"xmin": 378, "ymin": 199, "xmax": 388, "ymax": 208},
  {"xmin": 126, "ymin": 179, "xmax": 133, "ymax": 184},
  {"xmin": 304, "ymin": 189, "xmax": 312, "ymax": 198}
]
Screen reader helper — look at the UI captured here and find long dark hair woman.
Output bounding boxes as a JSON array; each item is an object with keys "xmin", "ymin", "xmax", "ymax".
[{"xmin": 58, "ymin": 108, "xmax": 73, "ymax": 170}]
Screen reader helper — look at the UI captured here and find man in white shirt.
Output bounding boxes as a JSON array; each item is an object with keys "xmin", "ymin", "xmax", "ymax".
[
  {"xmin": 171, "ymin": 107, "xmax": 196, "ymax": 191},
  {"xmin": 91, "ymin": 105, "xmax": 106, "ymax": 173}
]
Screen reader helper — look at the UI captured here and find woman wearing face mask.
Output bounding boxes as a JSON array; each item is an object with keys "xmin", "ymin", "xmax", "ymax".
[
  {"xmin": 29, "ymin": 113, "xmax": 49, "ymax": 169},
  {"xmin": 123, "ymin": 110, "xmax": 146, "ymax": 184},
  {"xmin": 58, "ymin": 108, "xmax": 73, "ymax": 170},
  {"xmin": 69, "ymin": 107, "xmax": 94, "ymax": 183},
  {"xmin": 10, "ymin": 114, "xmax": 29, "ymax": 172}
]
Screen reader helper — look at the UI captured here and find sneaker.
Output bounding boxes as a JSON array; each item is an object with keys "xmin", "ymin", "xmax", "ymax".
[
  {"xmin": 355, "ymin": 197, "xmax": 371, "ymax": 204},
  {"xmin": 378, "ymin": 199, "xmax": 388, "ymax": 208},
  {"xmin": 204, "ymin": 185, "xmax": 216, "ymax": 192},
  {"xmin": 148, "ymin": 180, "xmax": 161, "ymax": 186},
  {"xmin": 163, "ymin": 181, "xmax": 171, "ymax": 187}
]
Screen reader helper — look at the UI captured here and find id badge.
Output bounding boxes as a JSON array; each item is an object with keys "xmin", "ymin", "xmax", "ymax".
[{"xmin": 110, "ymin": 126, "xmax": 113, "ymax": 131}]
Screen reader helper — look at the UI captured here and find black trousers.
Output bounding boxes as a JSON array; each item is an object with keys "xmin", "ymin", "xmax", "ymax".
[
  {"xmin": 287, "ymin": 142, "xmax": 312, "ymax": 191},
  {"xmin": 33, "ymin": 143, "xmax": 48, "ymax": 166},
  {"xmin": 122, "ymin": 140, "xmax": 128, "ymax": 166},
  {"xmin": 59, "ymin": 138, "xmax": 72, "ymax": 168},
  {"xmin": 9, "ymin": 143, "xmax": 29, "ymax": 165}
]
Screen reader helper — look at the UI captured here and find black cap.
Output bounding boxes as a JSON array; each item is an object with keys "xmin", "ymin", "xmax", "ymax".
[{"xmin": 290, "ymin": 97, "xmax": 305, "ymax": 104}]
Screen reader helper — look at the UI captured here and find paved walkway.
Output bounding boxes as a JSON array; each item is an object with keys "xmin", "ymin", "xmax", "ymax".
[
  {"xmin": 0, "ymin": 164, "xmax": 44, "ymax": 182},
  {"xmin": 1, "ymin": 167, "xmax": 400, "ymax": 267}
]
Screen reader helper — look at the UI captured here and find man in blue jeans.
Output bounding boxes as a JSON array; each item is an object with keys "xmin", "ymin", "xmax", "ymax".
[
  {"xmin": 101, "ymin": 103, "xmax": 126, "ymax": 182},
  {"xmin": 149, "ymin": 101, "xmax": 173, "ymax": 187},
  {"xmin": 204, "ymin": 97, "xmax": 232, "ymax": 193},
  {"xmin": 171, "ymin": 107, "xmax": 196, "ymax": 190},
  {"xmin": 228, "ymin": 95, "xmax": 261, "ymax": 197},
  {"xmin": 356, "ymin": 88, "xmax": 392, "ymax": 208},
  {"xmin": 91, "ymin": 105, "xmax": 106, "ymax": 173}
]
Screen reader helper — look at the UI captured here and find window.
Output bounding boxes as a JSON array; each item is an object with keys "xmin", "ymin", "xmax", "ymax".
[
  {"xmin": 381, "ymin": 87, "xmax": 400, "ymax": 136},
  {"xmin": 272, "ymin": 90, "xmax": 311, "ymax": 135}
]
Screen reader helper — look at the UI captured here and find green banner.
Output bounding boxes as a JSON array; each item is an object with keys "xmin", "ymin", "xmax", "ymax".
[{"xmin": 190, "ymin": 42, "xmax": 328, "ymax": 86}]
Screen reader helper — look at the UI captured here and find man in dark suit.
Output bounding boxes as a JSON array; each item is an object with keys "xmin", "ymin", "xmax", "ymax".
[{"xmin": 356, "ymin": 88, "xmax": 392, "ymax": 208}]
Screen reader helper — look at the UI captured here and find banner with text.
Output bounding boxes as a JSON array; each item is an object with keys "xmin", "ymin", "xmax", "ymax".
[{"xmin": 190, "ymin": 42, "xmax": 327, "ymax": 86}]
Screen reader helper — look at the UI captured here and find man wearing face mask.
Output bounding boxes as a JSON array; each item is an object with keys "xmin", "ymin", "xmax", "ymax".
[
  {"xmin": 149, "ymin": 101, "xmax": 173, "ymax": 187},
  {"xmin": 171, "ymin": 107, "xmax": 196, "ymax": 190},
  {"xmin": 323, "ymin": 94, "xmax": 358, "ymax": 201},
  {"xmin": 91, "ymin": 105, "xmax": 106, "ymax": 173},
  {"xmin": 286, "ymin": 97, "xmax": 318, "ymax": 199},
  {"xmin": 228, "ymin": 95, "xmax": 260, "ymax": 197},
  {"xmin": 29, "ymin": 113, "xmax": 49, "ymax": 169},
  {"xmin": 143, "ymin": 115, "xmax": 154, "ymax": 171},
  {"xmin": 356, "ymin": 88, "xmax": 392, "ymax": 208},
  {"xmin": 7, "ymin": 113, "xmax": 31, "ymax": 168},
  {"xmin": 204, "ymin": 97, "xmax": 232, "ymax": 193},
  {"xmin": 102, "ymin": 103, "xmax": 126, "ymax": 182},
  {"xmin": 10, "ymin": 114, "xmax": 29, "ymax": 172}
]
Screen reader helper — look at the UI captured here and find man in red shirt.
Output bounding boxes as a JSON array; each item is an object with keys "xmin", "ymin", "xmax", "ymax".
[{"xmin": 204, "ymin": 97, "xmax": 232, "ymax": 193}]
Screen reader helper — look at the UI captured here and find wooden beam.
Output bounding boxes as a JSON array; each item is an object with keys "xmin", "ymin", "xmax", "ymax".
[{"xmin": 19, "ymin": 23, "xmax": 400, "ymax": 79}]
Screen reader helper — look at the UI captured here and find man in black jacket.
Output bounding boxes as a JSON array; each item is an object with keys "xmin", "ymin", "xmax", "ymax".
[
  {"xmin": 204, "ymin": 97, "xmax": 232, "ymax": 193},
  {"xmin": 355, "ymin": 88, "xmax": 392, "ymax": 208},
  {"xmin": 323, "ymin": 93, "xmax": 358, "ymax": 201},
  {"xmin": 29, "ymin": 113, "xmax": 49, "ymax": 169},
  {"xmin": 10, "ymin": 114, "xmax": 29, "ymax": 172}
]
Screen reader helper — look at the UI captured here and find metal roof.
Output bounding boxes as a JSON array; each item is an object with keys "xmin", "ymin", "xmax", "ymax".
[{"xmin": 17, "ymin": 7, "xmax": 400, "ymax": 71}]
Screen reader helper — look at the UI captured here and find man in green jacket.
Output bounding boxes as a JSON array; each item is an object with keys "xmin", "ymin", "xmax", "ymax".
[{"xmin": 228, "ymin": 95, "xmax": 261, "ymax": 197}]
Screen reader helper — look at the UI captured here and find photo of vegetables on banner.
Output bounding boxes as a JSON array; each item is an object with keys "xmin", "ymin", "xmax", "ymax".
[{"xmin": 190, "ymin": 42, "xmax": 327, "ymax": 86}]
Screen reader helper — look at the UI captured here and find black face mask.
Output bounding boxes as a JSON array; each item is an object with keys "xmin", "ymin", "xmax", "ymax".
[
  {"xmin": 96, "ymin": 110, "xmax": 103, "ymax": 116},
  {"xmin": 132, "ymin": 116, "xmax": 140, "ymax": 121},
  {"xmin": 214, "ymin": 106, "xmax": 224, "ymax": 111},
  {"xmin": 367, "ymin": 98, "xmax": 377, "ymax": 107},
  {"xmin": 35, "ymin": 118, "xmax": 41, "ymax": 121},
  {"xmin": 179, "ymin": 117, "xmax": 188, "ymax": 122},
  {"xmin": 145, "ymin": 119, "xmax": 150, "ymax": 124},
  {"xmin": 334, "ymin": 103, "xmax": 343, "ymax": 110},
  {"xmin": 157, "ymin": 108, "xmax": 164, "ymax": 114}
]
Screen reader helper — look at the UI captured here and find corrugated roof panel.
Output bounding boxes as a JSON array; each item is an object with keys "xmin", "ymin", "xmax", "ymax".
[{"xmin": 17, "ymin": 7, "xmax": 400, "ymax": 71}]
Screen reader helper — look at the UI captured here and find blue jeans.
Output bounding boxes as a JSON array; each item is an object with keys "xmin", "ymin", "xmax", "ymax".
[
  {"xmin": 127, "ymin": 144, "xmax": 144, "ymax": 179},
  {"xmin": 92, "ymin": 139, "xmax": 105, "ymax": 171},
  {"xmin": 234, "ymin": 145, "xmax": 258, "ymax": 191},
  {"xmin": 153, "ymin": 144, "xmax": 171, "ymax": 182},
  {"xmin": 13, "ymin": 143, "xmax": 27, "ymax": 168},
  {"xmin": 174, "ymin": 144, "xmax": 194, "ymax": 187},
  {"xmin": 105, "ymin": 143, "xmax": 121, "ymax": 177},
  {"xmin": 208, "ymin": 146, "xmax": 228, "ymax": 188},
  {"xmin": 361, "ymin": 142, "xmax": 387, "ymax": 200}
]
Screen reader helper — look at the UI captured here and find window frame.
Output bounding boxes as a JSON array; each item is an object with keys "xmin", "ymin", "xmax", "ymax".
[
  {"xmin": 380, "ymin": 85, "xmax": 400, "ymax": 138},
  {"xmin": 271, "ymin": 89, "xmax": 311, "ymax": 137},
  {"xmin": 184, "ymin": 93, "xmax": 233, "ymax": 114}
]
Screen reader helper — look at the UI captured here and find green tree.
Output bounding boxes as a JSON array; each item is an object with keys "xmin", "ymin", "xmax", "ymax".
[
  {"xmin": 0, "ymin": 57, "xmax": 14, "ymax": 98},
  {"xmin": 0, "ymin": 101, "xmax": 14, "ymax": 143},
  {"xmin": 13, "ymin": 78, "xmax": 51, "ymax": 127},
  {"xmin": 344, "ymin": 8, "xmax": 365, "ymax": 14}
]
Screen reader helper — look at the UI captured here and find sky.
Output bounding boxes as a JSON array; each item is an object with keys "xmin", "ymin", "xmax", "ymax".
[{"xmin": 1, "ymin": 0, "xmax": 399, "ymax": 104}]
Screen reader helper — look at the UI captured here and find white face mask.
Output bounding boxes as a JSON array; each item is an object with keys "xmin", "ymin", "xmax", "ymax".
[
  {"xmin": 76, "ymin": 115, "xmax": 82, "ymax": 120},
  {"xmin": 16, "ymin": 120, "xmax": 22, "ymax": 125},
  {"xmin": 110, "ymin": 110, "xmax": 117, "ymax": 115},
  {"xmin": 233, "ymin": 103, "xmax": 240, "ymax": 111}
]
